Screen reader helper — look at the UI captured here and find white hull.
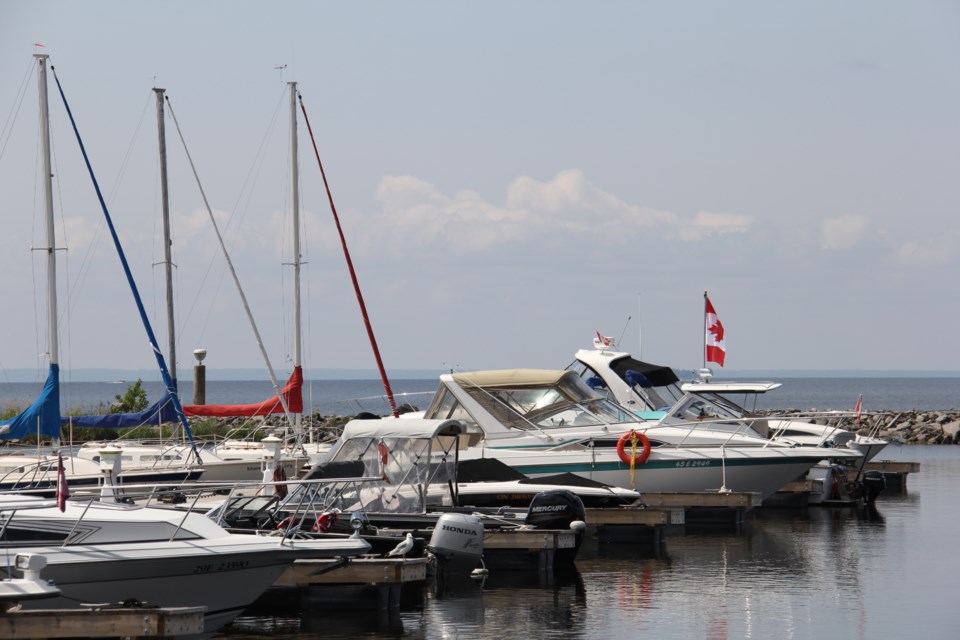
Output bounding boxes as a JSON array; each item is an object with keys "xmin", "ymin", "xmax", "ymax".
[{"xmin": 462, "ymin": 445, "xmax": 859, "ymax": 500}]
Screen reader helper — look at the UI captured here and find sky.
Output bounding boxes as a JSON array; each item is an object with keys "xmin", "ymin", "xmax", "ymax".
[{"xmin": 1, "ymin": 1, "xmax": 958, "ymax": 382}]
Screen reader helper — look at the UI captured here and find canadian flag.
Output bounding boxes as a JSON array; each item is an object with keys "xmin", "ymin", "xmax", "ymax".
[{"xmin": 704, "ymin": 295, "xmax": 726, "ymax": 366}]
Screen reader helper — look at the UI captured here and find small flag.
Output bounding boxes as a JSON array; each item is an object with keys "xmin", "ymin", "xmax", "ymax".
[
  {"xmin": 705, "ymin": 295, "xmax": 726, "ymax": 366},
  {"xmin": 595, "ymin": 332, "xmax": 613, "ymax": 348},
  {"xmin": 56, "ymin": 453, "xmax": 70, "ymax": 511},
  {"xmin": 854, "ymin": 394, "xmax": 862, "ymax": 424},
  {"xmin": 272, "ymin": 465, "xmax": 288, "ymax": 500}
]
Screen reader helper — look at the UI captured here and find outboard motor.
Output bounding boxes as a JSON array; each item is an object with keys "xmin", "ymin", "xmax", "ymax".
[
  {"xmin": 859, "ymin": 470, "xmax": 887, "ymax": 505},
  {"xmin": 428, "ymin": 513, "xmax": 484, "ymax": 576},
  {"xmin": 524, "ymin": 489, "xmax": 586, "ymax": 530},
  {"xmin": 524, "ymin": 490, "xmax": 588, "ymax": 568}
]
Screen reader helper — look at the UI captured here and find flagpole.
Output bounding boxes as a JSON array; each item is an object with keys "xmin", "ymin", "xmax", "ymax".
[{"xmin": 703, "ymin": 291, "xmax": 708, "ymax": 371}]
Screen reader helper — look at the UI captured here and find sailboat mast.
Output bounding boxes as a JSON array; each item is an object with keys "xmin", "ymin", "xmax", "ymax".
[
  {"xmin": 289, "ymin": 81, "xmax": 302, "ymax": 433},
  {"xmin": 154, "ymin": 87, "xmax": 177, "ymax": 387},
  {"xmin": 36, "ymin": 55, "xmax": 59, "ymax": 369},
  {"xmin": 36, "ymin": 54, "xmax": 60, "ymax": 450}
]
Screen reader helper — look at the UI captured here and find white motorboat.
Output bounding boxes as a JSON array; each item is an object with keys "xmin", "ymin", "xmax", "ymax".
[
  {"xmin": 0, "ymin": 494, "xmax": 370, "ymax": 633},
  {"xmin": 569, "ymin": 342, "xmax": 888, "ymax": 466},
  {"xmin": 419, "ymin": 369, "xmax": 862, "ymax": 499}
]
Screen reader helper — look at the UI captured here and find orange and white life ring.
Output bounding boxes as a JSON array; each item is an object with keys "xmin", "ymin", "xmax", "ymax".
[{"xmin": 616, "ymin": 430, "xmax": 651, "ymax": 465}]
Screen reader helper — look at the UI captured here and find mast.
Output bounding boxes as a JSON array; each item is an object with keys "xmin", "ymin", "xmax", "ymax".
[
  {"xmin": 154, "ymin": 87, "xmax": 177, "ymax": 388},
  {"xmin": 289, "ymin": 81, "xmax": 302, "ymax": 434},
  {"xmin": 36, "ymin": 53, "xmax": 60, "ymax": 451}
]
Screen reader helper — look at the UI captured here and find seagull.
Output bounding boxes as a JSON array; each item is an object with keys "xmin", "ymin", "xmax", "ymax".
[{"xmin": 386, "ymin": 532, "xmax": 415, "ymax": 558}]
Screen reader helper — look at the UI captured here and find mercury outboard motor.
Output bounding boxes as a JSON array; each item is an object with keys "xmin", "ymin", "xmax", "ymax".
[
  {"xmin": 859, "ymin": 470, "xmax": 887, "ymax": 505},
  {"xmin": 524, "ymin": 489, "xmax": 586, "ymax": 530},
  {"xmin": 524, "ymin": 490, "xmax": 587, "ymax": 569}
]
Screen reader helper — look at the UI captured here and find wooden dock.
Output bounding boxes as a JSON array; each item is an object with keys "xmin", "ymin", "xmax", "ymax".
[
  {"xmin": 267, "ymin": 556, "xmax": 429, "ymax": 612},
  {"xmin": 0, "ymin": 606, "xmax": 205, "ymax": 639},
  {"xmin": 481, "ymin": 528, "xmax": 580, "ymax": 571},
  {"xmin": 847, "ymin": 460, "xmax": 920, "ymax": 490}
]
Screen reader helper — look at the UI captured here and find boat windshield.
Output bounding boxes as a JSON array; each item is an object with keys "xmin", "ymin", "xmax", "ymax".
[
  {"xmin": 661, "ymin": 393, "xmax": 764, "ymax": 437},
  {"xmin": 460, "ymin": 375, "xmax": 637, "ymax": 430}
]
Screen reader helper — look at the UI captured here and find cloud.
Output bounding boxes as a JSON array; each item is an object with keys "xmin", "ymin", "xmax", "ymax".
[
  {"xmin": 895, "ymin": 239, "xmax": 956, "ymax": 267},
  {"xmin": 820, "ymin": 214, "xmax": 870, "ymax": 250},
  {"xmin": 353, "ymin": 169, "xmax": 753, "ymax": 257},
  {"xmin": 672, "ymin": 211, "xmax": 755, "ymax": 242}
]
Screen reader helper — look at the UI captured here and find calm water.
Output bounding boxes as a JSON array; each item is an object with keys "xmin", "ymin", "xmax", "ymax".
[
  {"xmin": 217, "ymin": 444, "xmax": 959, "ymax": 639},
  {"xmin": 1, "ymin": 376, "xmax": 958, "ymax": 417}
]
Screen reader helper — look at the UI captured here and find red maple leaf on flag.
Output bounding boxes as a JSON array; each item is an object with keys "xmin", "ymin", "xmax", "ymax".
[{"xmin": 708, "ymin": 320, "xmax": 724, "ymax": 342}]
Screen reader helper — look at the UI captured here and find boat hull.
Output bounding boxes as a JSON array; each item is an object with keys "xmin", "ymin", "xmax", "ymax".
[{"xmin": 463, "ymin": 446, "xmax": 858, "ymax": 500}]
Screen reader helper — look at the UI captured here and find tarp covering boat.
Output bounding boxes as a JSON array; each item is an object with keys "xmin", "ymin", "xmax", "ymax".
[
  {"xmin": 0, "ymin": 364, "xmax": 61, "ymax": 439},
  {"xmin": 183, "ymin": 366, "xmax": 303, "ymax": 417},
  {"xmin": 60, "ymin": 367, "xmax": 303, "ymax": 429}
]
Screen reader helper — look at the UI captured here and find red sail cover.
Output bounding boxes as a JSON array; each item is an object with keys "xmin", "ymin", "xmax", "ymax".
[{"xmin": 183, "ymin": 367, "xmax": 303, "ymax": 417}]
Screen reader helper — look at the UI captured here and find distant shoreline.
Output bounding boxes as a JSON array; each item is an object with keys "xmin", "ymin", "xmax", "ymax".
[{"xmin": 3, "ymin": 368, "xmax": 959, "ymax": 383}]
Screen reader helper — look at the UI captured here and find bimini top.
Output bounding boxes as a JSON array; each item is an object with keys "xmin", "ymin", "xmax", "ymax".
[
  {"xmin": 340, "ymin": 418, "xmax": 464, "ymax": 441},
  {"xmin": 680, "ymin": 381, "xmax": 782, "ymax": 394},
  {"xmin": 451, "ymin": 369, "xmax": 570, "ymax": 388}
]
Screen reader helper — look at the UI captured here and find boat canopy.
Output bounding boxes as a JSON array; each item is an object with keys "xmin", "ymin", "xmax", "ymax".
[
  {"xmin": 0, "ymin": 364, "xmax": 61, "ymax": 439},
  {"xmin": 340, "ymin": 418, "xmax": 463, "ymax": 441},
  {"xmin": 608, "ymin": 355, "xmax": 680, "ymax": 387},
  {"xmin": 452, "ymin": 369, "xmax": 570, "ymax": 388}
]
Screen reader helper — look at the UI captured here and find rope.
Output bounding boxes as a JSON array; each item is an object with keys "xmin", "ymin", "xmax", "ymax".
[
  {"xmin": 49, "ymin": 65, "xmax": 201, "ymax": 465},
  {"xmin": 297, "ymin": 92, "xmax": 399, "ymax": 418}
]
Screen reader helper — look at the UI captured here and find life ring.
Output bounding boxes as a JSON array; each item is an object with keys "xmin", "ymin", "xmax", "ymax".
[{"xmin": 616, "ymin": 431, "xmax": 651, "ymax": 465}]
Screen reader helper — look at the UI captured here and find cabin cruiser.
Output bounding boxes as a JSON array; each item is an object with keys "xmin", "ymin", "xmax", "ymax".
[
  {"xmin": 0, "ymin": 493, "xmax": 370, "ymax": 633},
  {"xmin": 568, "ymin": 341, "xmax": 888, "ymax": 466},
  {"xmin": 212, "ymin": 418, "xmax": 595, "ymax": 574},
  {"xmin": 419, "ymin": 369, "xmax": 862, "ymax": 500}
]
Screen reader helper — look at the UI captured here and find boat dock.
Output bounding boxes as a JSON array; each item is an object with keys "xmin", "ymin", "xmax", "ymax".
[
  {"xmin": 847, "ymin": 460, "xmax": 920, "ymax": 490},
  {"xmin": 268, "ymin": 556, "xmax": 430, "ymax": 611},
  {"xmin": 0, "ymin": 606, "xmax": 205, "ymax": 639}
]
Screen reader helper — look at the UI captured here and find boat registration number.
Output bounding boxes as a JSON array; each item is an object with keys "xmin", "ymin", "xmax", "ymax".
[
  {"xmin": 674, "ymin": 460, "xmax": 711, "ymax": 468},
  {"xmin": 193, "ymin": 560, "xmax": 250, "ymax": 574}
]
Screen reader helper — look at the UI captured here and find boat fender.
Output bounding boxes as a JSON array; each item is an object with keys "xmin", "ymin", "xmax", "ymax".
[{"xmin": 616, "ymin": 431, "xmax": 651, "ymax": 465}]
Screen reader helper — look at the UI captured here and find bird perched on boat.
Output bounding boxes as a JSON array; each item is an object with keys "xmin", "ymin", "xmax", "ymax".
[{"xmin": 385, "ymin": 532, "xmax": 415, "ymax": 558}]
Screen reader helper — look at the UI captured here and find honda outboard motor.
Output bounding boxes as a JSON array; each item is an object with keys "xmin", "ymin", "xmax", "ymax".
[
  {"xmin": 524, "ymin": 489, "xmax": 586, "ymax": 530},
  {"xmin": 859, "ymin": 470, "xmax": 887, "ymax": 505},
  {"xmin": 428, "ymin": 513, "xmax": 484, "ymax": 576}
]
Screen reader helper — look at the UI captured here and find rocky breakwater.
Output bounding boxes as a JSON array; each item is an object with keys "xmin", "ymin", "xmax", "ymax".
[
  {"xmin": 865, "ymin": 410, "xmax": 960, "ymax": 445},
  {"xmin": 758, "ymin": 409, "xmax": 960, "ymax": 445}
]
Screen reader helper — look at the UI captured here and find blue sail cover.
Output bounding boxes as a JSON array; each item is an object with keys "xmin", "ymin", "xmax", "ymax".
[
  {"xmin": 0, "ymin": 364, "xmax": 61, "ymax": 440},
  {"xmin": 61, "ymin": 391, "xmax": 179, "ymax": 430}
]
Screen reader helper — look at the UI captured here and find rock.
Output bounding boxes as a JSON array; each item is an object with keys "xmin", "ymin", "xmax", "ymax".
[{"xmin": 942, "ymin": 421, "xmax": 960, "ymax": 443}]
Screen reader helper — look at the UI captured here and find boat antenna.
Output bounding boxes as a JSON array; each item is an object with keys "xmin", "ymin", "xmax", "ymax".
[
  {"xmin": 616, "ymin": 315, "xmax": 631, "ymax": 350},
  {"xmin": 274, "ymin": 64, "xmax": 287, "ymax": 83}
]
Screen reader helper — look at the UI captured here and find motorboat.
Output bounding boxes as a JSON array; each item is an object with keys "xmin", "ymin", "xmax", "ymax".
[
  {"xmin": 568, "ymin": 342, "xmax": 888, "ymax": 466},
  {"xmin": 418, "ymin": 369, "xmax": 862, "ymax": 499},
  {"xmin": 0, "ymin": 494, "xmax": 370, "ymax": 633},
  {"xmin": 212, "ymin": 418, "xmax": 594, "ymax": 574}
]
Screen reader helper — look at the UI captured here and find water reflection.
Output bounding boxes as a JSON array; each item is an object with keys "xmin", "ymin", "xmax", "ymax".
[{"xmin": 216, "ymin": 447, "xmax": 958, "ymax": 640}]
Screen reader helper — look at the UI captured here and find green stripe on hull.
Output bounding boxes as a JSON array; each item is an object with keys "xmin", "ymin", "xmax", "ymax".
[{"xmin": 507, "ymin": 456, "xmax": 827, "ymax": 476}]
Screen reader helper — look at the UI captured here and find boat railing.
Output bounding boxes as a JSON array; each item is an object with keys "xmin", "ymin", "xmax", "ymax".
[{"xmin": 0, "ymin": 475, "xmax": 382, "ymax": 548}]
